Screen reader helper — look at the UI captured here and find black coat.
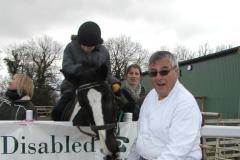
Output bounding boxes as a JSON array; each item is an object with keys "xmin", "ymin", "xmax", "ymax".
[
  {"xmin": 118, "ymin": 86, "xmax": 146, "ymax": 121},
  {"xmin": 0, "ymin": 96, "xmax": 37, "ymax": 120}
]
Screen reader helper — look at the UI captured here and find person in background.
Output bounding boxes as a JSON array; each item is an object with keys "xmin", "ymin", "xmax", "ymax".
[
  {"xmin": 118, "ymin": 64, "xmax": 146, "ymax": 122},
  {"xmin": 128, "ymin": 51, "xmax": 202, "ymax": 160},
  {"xmin": 0, "ymin": 73, "xmax": 37, "ymax": 120},
  {"xmin": 52, "ymin": 21, "xmax": 120, "ymax": 121}
]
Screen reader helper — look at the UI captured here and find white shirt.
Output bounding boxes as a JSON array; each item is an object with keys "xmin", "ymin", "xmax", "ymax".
[{"xmin": 128, "ymin": 80, "xmax": 202, "ymax": 160}]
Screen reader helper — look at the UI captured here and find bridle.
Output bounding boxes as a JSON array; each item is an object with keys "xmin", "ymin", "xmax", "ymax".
[
  {"xmin": 76, "ymin": 81, "xmax": 117, "ymax": 139},
  {"xmin": 77, "ymin": 124, "xmax": 117, "ymax": 139}
]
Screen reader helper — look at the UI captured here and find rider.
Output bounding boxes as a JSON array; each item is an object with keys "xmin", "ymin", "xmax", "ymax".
[{"xmin": 52, "ymin": 21, "xmax": 120, "ymax": 121}]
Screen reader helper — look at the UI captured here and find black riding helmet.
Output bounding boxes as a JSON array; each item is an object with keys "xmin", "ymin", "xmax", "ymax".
[{"xmin": 77, "ymin": 21, "xmax": 103, "ymax": 46}]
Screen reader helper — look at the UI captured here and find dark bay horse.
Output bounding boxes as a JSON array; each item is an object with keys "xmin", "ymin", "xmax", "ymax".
[{"xmin": 58, "ymin": 63, "xmax": 119, "ymax": 160}]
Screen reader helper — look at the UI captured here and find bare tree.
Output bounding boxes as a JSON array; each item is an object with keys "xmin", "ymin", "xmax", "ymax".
[
  {"xmin": 215, "ymin": 44, "xmax": 233, "ymax": 52},
  {"xmin": 0, "ymin": 76, "xmax": 9, "ymax": 95},
  {"xmin": 29, "ymin": 36, "xmax": 62, "ymax": 88},
  {"xmin": 105, "ymin": 35, "xmax": 148, "ymax": 80},
  {"xmin": 159, "ymin": 45, "xmax": 170, "ymax": 51},
  {"xmin": 197, "ymin": 43, "xmax": 213, "ymax": 57},
  {"xmin": 0, "ymin": 49, "xmax": 9, "ymax": 95},
  {"xmin": 4, "ymin": 43, "xmax": 35, "ymax": 76},
  {"xmin": 29, "ymin": 36, "xmax": 63, "ymax": 105},
  {"xmin": 3, "ymin": 35, "xmax": 63, "ymax": 105},
  {"xmin": 173, "ymin": 45, "xmax": 194, "ymax": 61},
  {"xmin": 0, "ymin": 49, "xmax": 4, "ymax": 71}
]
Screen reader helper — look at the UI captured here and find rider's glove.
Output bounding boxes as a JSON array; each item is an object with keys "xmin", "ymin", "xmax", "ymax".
[{"xmin": 112, "ymin": 83, "xmax": 121, "ymax": 93}]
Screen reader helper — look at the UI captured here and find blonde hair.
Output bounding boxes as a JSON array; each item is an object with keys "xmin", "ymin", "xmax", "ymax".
[{"xmin": 13, "ymin": 73, "xmax": 34, "ymax": 98}]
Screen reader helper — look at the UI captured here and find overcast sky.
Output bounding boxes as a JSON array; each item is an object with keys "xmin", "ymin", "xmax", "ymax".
[{"xmin": 0, "ymin": 0, "xmax": 239, "ymax": 53}]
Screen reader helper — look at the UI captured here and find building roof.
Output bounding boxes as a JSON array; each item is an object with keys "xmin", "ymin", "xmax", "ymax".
[
  {"xmin": 179, "ymin": 46, "xmax": 240, "ymax": 65},
  {"xmin": 142, "ymin": 46, "xmax": 240, "ymax": 75}
]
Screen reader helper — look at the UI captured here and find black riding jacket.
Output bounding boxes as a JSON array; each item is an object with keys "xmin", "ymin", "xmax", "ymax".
[{"xmin": 0, "ymin": 96, "xmax": 37, "ymax": 120}]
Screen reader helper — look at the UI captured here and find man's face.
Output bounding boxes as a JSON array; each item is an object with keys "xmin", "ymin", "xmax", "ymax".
[
  {"xmin": 80, "ymin": 44, "xmax": 95, "ymax": 54},
  {"xmin": 149, "ymin": 57, "xmax": 179, "ymax": 100}
]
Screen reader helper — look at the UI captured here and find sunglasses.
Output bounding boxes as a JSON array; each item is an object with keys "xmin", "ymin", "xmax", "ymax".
[{"xmin": 149, "ymin": 67, "xmax": 175, "ymax": 77}]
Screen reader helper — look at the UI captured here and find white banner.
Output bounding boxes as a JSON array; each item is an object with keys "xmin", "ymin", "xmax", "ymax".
[
  {"xmin": 1, "ymin": 121, "xmax": 238, "ymax": 160},
  {"xmin": 0, "ymin": 121, "xmax": 137, "ymax": 160}
]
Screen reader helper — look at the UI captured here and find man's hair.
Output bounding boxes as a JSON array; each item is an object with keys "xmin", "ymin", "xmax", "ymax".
[
  {"xmin": 14, "ymin": 73, "xmax": 34, "ymax": 98},
  {"xmin": 149, "ymin": 51, "xmax": 178, "ymax": 68}
]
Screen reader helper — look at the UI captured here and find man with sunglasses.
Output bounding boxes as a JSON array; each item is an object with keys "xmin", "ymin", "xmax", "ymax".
[{"xmin": 128, "ymin": 51, "xmax": 202, "ymax": 160}]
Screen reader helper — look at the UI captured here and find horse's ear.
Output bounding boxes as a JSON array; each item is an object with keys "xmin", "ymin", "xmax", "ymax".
[{"xmin": 96, "ymin": 64, "xmax": 108, "ymax": 81}]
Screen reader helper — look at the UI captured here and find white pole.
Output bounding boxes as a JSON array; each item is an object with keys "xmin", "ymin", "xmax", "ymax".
[{"xmin": 201, "ymin": 125, "xmax": 240, "ymax": 137}]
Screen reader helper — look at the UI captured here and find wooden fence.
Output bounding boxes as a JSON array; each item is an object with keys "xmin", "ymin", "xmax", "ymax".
[
  {"xmin": 202, "ymin": 112, "xmax": 240, "ymax": 160},
  {"xmin": 35, "ymin": 106, "xmax": 53, "ymax": 118}
]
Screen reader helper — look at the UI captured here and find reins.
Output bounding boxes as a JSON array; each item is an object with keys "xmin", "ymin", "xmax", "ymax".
[{"xmin": 77, "ymin": 123, "xmax": 117, "ymax": 139}]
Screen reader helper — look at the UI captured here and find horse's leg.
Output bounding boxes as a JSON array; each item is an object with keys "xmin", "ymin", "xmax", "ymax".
[
  {"xmin": 87, "ymin": 89, "xmax": 112, "ymax": 156},
  {"xmin": 104, "ymin": 104, "xmax": 119, "ymax": 159}
]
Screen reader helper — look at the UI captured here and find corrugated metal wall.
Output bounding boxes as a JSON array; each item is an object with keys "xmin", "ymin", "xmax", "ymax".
[
  {"xmin": 179, "ymin": 52, "xmax": 240, "ymax": 118},
  {"xmin": 141, "ymin": 74, "xmax": 153, "ymax": 92}
]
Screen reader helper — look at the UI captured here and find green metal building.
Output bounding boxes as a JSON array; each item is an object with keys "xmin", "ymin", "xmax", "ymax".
[{"xmin": 141, "ymin": 46, "xmax": 240, "ymax": 118}]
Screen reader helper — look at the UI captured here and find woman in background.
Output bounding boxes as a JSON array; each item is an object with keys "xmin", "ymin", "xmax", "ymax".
[
  {"xmin": 0, "ymin": 73, "xmax": 37, "ymax": 120},
  {"xmin": 118, "ymin": 64, "xmax": 146, "ymax": 121}
]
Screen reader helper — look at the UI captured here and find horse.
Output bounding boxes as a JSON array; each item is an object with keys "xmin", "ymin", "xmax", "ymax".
[{"xmin": 56, "ymin": 63, "xmax": 119, "ymax": 160}]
